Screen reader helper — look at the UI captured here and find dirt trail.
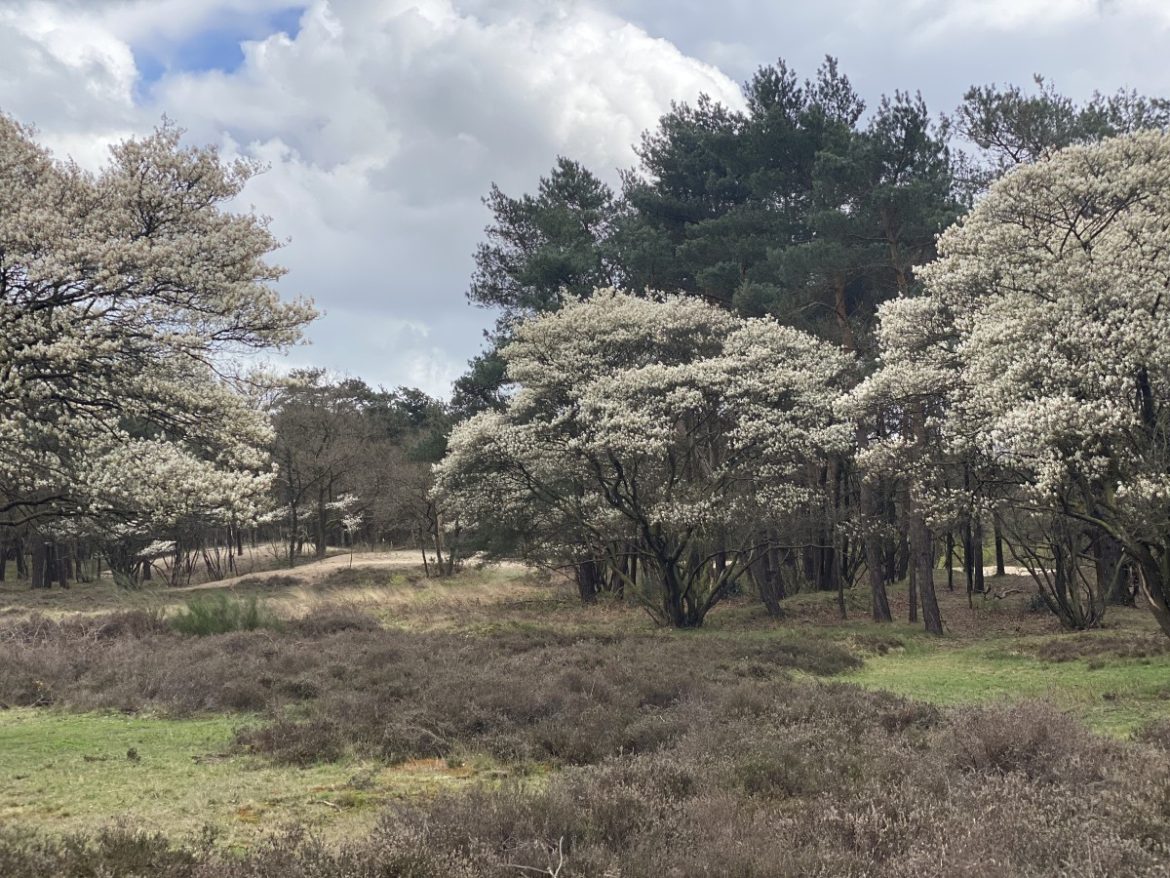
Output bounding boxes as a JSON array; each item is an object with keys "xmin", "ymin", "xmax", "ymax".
[{"xmin": 175, "ymin": 549, "xmax": 425, "ymax": 593}]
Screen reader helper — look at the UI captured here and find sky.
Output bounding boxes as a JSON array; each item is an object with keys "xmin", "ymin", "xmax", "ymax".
[{"xmin": 3, "ymin": 0, "xmax": 1170, "ymax": 397}]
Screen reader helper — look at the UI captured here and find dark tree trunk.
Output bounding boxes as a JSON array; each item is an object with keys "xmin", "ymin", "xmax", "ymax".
[
  {"xmin": 753, "ymin": 548, "xmax": 783, "ymax": 618},
  {"xmin": 911, "ymin": 516, "xmax": 944, "ymax": 635},
  {"xmin": 867, "ymin": 534, "xmax": 892, "ymax": 623},
  {"xmin": 993, "ymin": 519, "xmax": 1006, "ymax": 577},
  {"xmin": 575, "ymin": 558, "xmax": 601, "ymax": 604},
  {"xmin": 908, "ymin": 559, "xmax": 918, "ymax": 623},
  {"xmin": 893, "ymin": 532, "xmax": 910, "ymax": 582},
  {"xmin": 417, "ymin": 528, "xmax": 430, "ymax": 578},
  {"xmin": 57, "ymin": 546, "xmax": 70, "ymax": 588},
  {"xmin": 963, "ymin": 517, "xmax": 976, "ymax": 606},
  {"xmin": 1096, "ymin": 532, "xmax": 1129, "ymax": 606},
  {"xmin": 945, "ymin": 532, "xmax": 955, "ymax": 592},
  {"xmin": 860, "ymin": 478, "xmax": 892, "ymax": 622},
  {"xmin": 909, "ymin": 408, "xmax": 943, "ymax": 635},
  {"xmin": 31, "ymin": 541, "xmax": 47, "ymax": 589},
  {"xmin": 972, "ymin": 515, "xmax": 986, "ymax": 594},
  {"xmin": 288, "ymin": 501, "xmax": 299, "ymax": 568},
  {"xmin": 315, "ymin": 489, "xmax": 328, "ymax": 558}
]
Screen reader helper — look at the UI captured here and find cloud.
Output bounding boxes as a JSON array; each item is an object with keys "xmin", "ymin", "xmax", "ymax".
[
  {"xmin": 0, "ymin": 0, "xmax": 742, "ymax": 396},
  {"xmin": 7, "ymin": 0, "xmax": 1170, "ymax": 398}
]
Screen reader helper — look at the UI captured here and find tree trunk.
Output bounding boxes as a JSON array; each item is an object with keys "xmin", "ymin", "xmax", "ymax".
[
  {"xmin": 963, "ymin": 517, "xmax": 976, "ymax": 607},
  {"xmin": 860, "ymin": 477, "xmax": 892, "ymax": 622},
  {"xmin": 909, "ymin": 408, "xmax": 943, "ymax": 635},
  {"xmin": 911, "ymin": 515, "xmax": 944, "ymax": 634},
  {"xmin": 1096, "ymin": 532, "xmax": 1129, "ymax": 606},
  {"xmin": 945, "ymin": 532, "xmax": 955, "ymax": 592},
  {"xmin": 972, "ymin": 514, "xmax": 986, "ymax": 594},
  {"xmin": 417, "ymin": 528, "xmax": 430, "ymax": 578},
  {"xmin": 315, "ymin": 489, "xmax": 328, "ymax": 558},
  {"xmin": 575, "ymin": 558, "xmax": 600, "ymax": 604},
  {"xmin": 30, "ymin": 541, "xmax": 47, "ymax": 589},
  {"xmin": 993, "ymin": 519, "xmax": 1006, "ymax": 577},
  {"xmin": 287, "ymin": 501, "xmax": 299, "ymax": 568}
]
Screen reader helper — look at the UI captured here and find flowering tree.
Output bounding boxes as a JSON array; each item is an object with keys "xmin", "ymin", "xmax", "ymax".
[
  {"xmin": 0, "ymin": 115, "xmax": 315, "ymax": 567},
  {"xmin": 435, "ymin": 290, "xmax": 852, "ymax": 627},
  {"xmin": 921, "ymin": 131, "xmax": 1170, "ymax": 637},
  {"xmin": 842, "ymin": 296, "xmax": 955, "ymax": 634}
]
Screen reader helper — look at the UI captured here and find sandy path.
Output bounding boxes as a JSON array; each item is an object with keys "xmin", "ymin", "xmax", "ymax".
[{"xmin": 174, "ymin": 549, "xmax": 426, "ymax": 593}]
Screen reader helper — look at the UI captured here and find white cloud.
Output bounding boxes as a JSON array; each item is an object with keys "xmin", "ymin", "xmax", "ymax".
[
  {"xmin": 0, "ymin": 0, "xmax": 743, "ymax": 396},
  {"xmin": 11, "ymin": 0, "xmax": 1169, "ymax": 399}
]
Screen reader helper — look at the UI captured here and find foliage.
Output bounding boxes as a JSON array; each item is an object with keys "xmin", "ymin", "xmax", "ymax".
[
  {"xmin": 951, "ymin": 75, "xmax": 1170, "ymax": 190},
  {"xmin": 169, "ymin": 594, "xmax": 273, "ymax": 636},
  {"xmin": 436, "ymin": 290, "xmax": 853, "ymax": 626},
  {"xmin": 919, "ymin": 131, "xmax": 1170, "ymax": 637},
  {"xmin": 267, "ymin": 372, "xmax": 455, "ymax": 570},
  {"xmin": 0, "ymin": 116, "xmax": 314, "ymax": 544}
]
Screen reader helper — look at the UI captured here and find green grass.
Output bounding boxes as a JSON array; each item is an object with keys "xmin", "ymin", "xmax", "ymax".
[
  {"xmin": 170, "ymin": 593, "xmax": 274, "ymax": 636},
  {"xmin": 845, "ymin": 635, "xmax": 1170, "ymax": 736},
  {"xmin": 0, "ymin": 710, "xmax": 487, "ymax": 848}
]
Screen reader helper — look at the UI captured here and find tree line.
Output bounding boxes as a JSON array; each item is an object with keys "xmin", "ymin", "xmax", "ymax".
[
  {"xmin": 439, "ymin": 61, "xmax": 1170, "ymax": 631},
  {"xmin": 0, "ymin": 116, "xmax": 451, "ymax": 589},
  {"xmin": 3, "ymin": 59, "xmax": 1170, "ymax": 637}
]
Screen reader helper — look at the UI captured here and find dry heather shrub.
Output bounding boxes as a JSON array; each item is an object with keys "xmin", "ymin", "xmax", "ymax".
[
  {"xmin": 0, "ymin": 609, "xmax": 170, "ymax": 644},
  {"xmin": 4, "ymin": 607, "xmax": 1169, "ymax": 876},
  {"xmin": 1035, "ymin": 634, "xmax": 1170, "ymax": 663},
  {"xmin": 0, "ymin": 611, "xmax": 860, "ymax": 765},
  {"xmin": 1135, "ymin": 717, "xmax": 1170, "ymax": 751},
  {"xmin": 2, "ymin": 689, "xmax": 1170, "ymax": 876},
  {"xmin": 946, "ymin": 702, "xmax": 1114, "ymax": 784}
]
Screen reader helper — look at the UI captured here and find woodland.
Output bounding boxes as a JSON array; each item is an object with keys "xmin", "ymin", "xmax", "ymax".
[{"xmin": 4, "ymin": 61, "xmax": 1170, "ymax": 876}]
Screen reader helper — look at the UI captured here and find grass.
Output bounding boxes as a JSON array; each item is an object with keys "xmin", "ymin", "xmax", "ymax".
[
  {"xmin": 847, "ymin": 636, "xmax": 1170, "ymax": 735},
  {"xmin": 0, "ymin": 709, "xmax": 490, "ymax": 848},
  {"xmin": 170, "ymin": 593, "xmax": 273, "ymax": 635},
  {"xmin": 0, "ymin": 550, "xmax": 539, "ymax": 629},
  {"xmin": 3, "ymin": 554, "xmax": 1170, "ymax": 864}
]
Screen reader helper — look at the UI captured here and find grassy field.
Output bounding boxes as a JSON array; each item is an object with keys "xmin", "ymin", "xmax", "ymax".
[{"xmin": 1, "ymin": 555, "xmax": 1168, "ymax": 875}]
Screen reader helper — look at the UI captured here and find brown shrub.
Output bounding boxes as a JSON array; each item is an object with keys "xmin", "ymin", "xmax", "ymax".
[
  {"xmin": 946, "ymin": 702, "xmax": 1114, "ymax": 784},
  {"xmin": 0, "ymin": 610, "xmax": 861, "ymax": 766},
  {"xmin": 2, "ymin": 689, "xmax": 1170, "ymax": 876},
  {"xmin": 236, "ymin": 574, "xmax": 302, "ymax": 590},
  {"xmin": 4, "ymin": 605, "xmax": 1169, "ymax": 876},
  {"xmin": 1034, "ymin": 633, "xmax": 1170, "ymax": 663}
]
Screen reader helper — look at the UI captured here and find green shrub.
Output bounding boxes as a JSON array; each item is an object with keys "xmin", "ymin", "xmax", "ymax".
[{"xmin": 169, "ymin": 594, "xmax": 274, "ymax": 636}]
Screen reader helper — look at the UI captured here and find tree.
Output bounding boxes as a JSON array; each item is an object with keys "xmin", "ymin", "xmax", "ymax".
[
  {"xmin": 922, "ymin": 131, "xmax": 1170, "ymax": 638},
  {"xmin": 270, "ymin": 372, "xmax": 374, "ymax": 564},
  {"xmin": 469, "ymin": 157, "xmax": 617, "ymax": 330},
  {"xmin": 842, "ymin": 296, "xmax": 953, "ymax": 634},
  {"xmin": 950, "ymin": 76, "xmax": 1170, "ymax": 191},
  {"xmin": 0, "ymin": 115, "xmax": 314, "ymax": 574},
  {"xmin": 268, "ymin": 374, "xmax": 456, "ymax": 571},
  {"xmin": 435, "ymin": 290, "xmax": 852, "ymax": 627}
]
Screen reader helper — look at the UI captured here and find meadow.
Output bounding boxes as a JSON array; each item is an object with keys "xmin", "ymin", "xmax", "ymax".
[{"xmin": 1, "ymin": 554, "xmax": 1169, "ymax": 876}]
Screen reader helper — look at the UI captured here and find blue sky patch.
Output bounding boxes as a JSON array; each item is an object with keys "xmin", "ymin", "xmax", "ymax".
[{"xmin": 134, "ymin": 5, "xmax": 305, "ymax": 98}]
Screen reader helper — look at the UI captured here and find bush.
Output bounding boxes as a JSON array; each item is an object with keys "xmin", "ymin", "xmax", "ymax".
[
  {"xmin": 170, "ymin": 594, "xmax": 274, "ymax": 636},
  {"xmin": 1, "ymin": 662, "xmax": 1169, "ymax": 876},
  {"xmin": 947, "ymin": 702, "xmax": 1113, "ymax": 784}
]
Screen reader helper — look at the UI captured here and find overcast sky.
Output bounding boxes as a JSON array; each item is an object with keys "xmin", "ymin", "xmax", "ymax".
[{"xmin": 3, "ymin": 0, "xmax": 1169, "ymax": 396}]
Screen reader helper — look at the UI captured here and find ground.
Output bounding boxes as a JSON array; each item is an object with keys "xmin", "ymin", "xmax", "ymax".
[{"xmin": 1, "ymin": 553, "xmax": 1168, "ymax": 872}]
